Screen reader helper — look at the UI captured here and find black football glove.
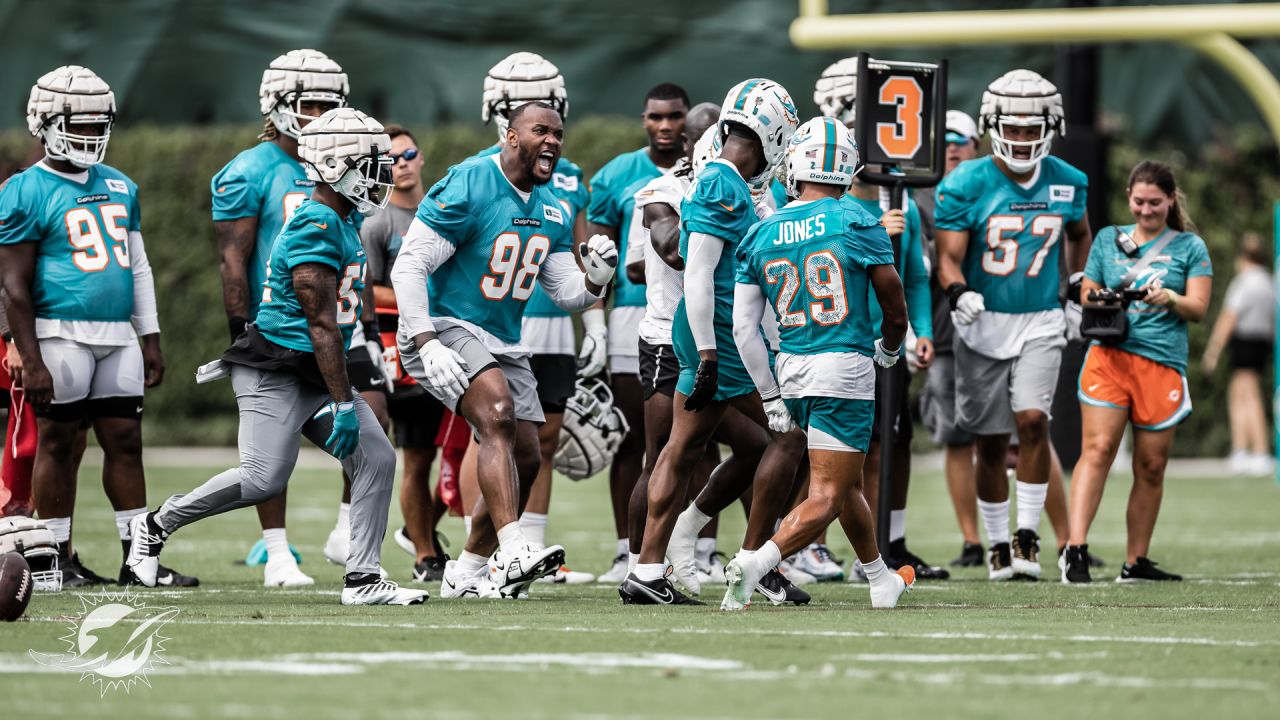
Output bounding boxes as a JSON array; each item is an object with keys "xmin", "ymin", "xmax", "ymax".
[
  {"xmin": 683, "ymin": 359, "xmax": 719, "ymax": 412},
  {"xmin": 228, "ymin": 316, "xmax": 249, "ymax": 343}
]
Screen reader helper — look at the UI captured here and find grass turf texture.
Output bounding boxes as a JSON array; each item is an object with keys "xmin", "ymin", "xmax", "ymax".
[{"xmin": 2, "ymin": 456, "xmax": 1278, "ymax": 719}]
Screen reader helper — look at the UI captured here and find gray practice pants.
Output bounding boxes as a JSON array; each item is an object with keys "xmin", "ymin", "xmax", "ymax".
[{"xmin": 156, "ymin": 365, "xmax": 395, "ymax": 575}]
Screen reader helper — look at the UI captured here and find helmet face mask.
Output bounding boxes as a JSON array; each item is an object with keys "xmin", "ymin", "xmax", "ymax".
[
  {"xmin": 299, "ymin": 108, "xmax": 393, "ymax": 217},
  {"xmin": 271, "ymin": 88, "xmax": 346, "ymax": 139},
  {"xmin": 979, "ymin": 69, "xmax": 1064, "ymax": 174},
  {"xmin": 482, "ymin": 52, "xmax": 569, "ymax": 141},
  {"xmin": 0, "ymin": 516, "xmax": 61, "ymax": 593},
  {"xmin": 333, "ymin": 151, "xmax": 394, "ymax": 216},
  {"xmin": 27, "ymin": 65, "xmax": 116, "ymax": 168}
]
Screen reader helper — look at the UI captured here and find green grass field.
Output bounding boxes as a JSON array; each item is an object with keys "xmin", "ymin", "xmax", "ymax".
[{"xmin": 2, "ymin": 453, "xmax": 1279, "ymax": 720}]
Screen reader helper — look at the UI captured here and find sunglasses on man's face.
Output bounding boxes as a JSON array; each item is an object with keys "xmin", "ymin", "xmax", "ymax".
[{"xmin": 390, "ymin": 148, "xmax": 420, "ymax": 164}]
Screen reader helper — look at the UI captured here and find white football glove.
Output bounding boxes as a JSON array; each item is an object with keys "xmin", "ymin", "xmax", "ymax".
[
  {"xmin": 581, "ymin": 234, "xmax": 618, "ymax": 286},
  {"xmin": 364, "ymin": 340, "xmax": 394, "ymax": 392},
  {"xmin": 1064, "ymin": 300, "xmax": 1083, "ymax": 343},
  {"xmin": 418, "ymin": 338, "xmax": 470, "ymax": 399},
  {"xmin": 577, "ymin": 307, "xmax": 608, "ymax": 377},
  {"xmin": 762, "ymin": 396, "xmax": 795, "ymax": 434},
  {"xmin": 951, "ymin": 291, "xmax": 986, "ymax": 326},
  {"xmin": 873, "ymin": 338, "xmax": 901, "ymax": 368}
]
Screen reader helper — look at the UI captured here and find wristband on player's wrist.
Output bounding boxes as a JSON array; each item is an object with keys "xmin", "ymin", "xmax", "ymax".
[
  {"xmin": 228, "ymin": 316, "xmax": 248, "ymax": 341},
  {"xmin": 945, "ymin": 283, "xmax": 970, "ymax": 310},
  {"xmin": 1, "ymin": 331, "xmax": 12, "ymax": 343},
  {"xmin": 363, "ymin": 321, "xmax": 381, "ymax": 346}
]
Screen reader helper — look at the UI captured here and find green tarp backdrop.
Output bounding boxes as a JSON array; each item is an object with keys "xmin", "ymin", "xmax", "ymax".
[{"xmin": 1, "ymin": 0, "xmax": 1279, "ymax": 146}]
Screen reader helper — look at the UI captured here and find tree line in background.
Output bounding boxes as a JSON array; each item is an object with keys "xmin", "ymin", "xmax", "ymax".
[{"xmin": 0, "ymin": 121, "xmax": 1272, "ymax": 456}]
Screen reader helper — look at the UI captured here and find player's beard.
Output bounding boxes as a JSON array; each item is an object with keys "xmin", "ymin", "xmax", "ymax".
[{"xmin": 521, "ymin": 142, "xmax": 557, "ymax": 186}]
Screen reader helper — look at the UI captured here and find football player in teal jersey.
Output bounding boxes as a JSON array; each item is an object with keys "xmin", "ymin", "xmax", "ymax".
[
  {"xmin": 623, "ymin": 79, "xmax": 809, "ymax": 607},
  {"xmin": 212, "ymin": 50, "xmax": 382, "ymax": 588},
  {"xmin": 726, "ymin": 116, "xmax": 915, "ymax": 610},
  {"xmin": 813, "ymin": 57, "xmax": 947, "ymax": 583},
  {"xmin": 130, "ymin": 108, "xmax": 426, "ymax": 606},
  {"xmin": 935, "ymin": 70, "xmax": 1093, "ymax": 581},
  {"xmin": 0, "ymin": 66, "xmax": 197, "ymax": 589},
  {"xmin": 453, "ymin": 53, "xmax": 594, "ymax": 584},
  {"xmin": 587, "ymin": 82, "xmax": 690, "ymax": 581},
  {"xmin": 392, "ymin": 102, "xmax": 617, "ymax": 600}
]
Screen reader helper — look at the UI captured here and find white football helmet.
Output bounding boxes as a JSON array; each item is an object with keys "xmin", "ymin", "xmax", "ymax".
[
  {"xmin": 299, "ymin": 108, "xmax": 393, "ymax": 216},
  {"xmin": 0, "ymin": 517, "xmax": 60, "ymax": 592},
  {"xmin": 259, "ymin": 49, "xmax": 349, "ymax": 140},
  {"xmin": 786, "ymin": 116, "xmax": 861, "ymax": 196},
  {"xmin": 979, "ymin": 69, "xmax": 1064, "ymax": 173},
  {"xmin": 691, "ymin": 125, "xmax": 722, "ymax": 178},
  {"xmin": 482, "ymin": 52, "xmax": 569, "ymax": 140},
  {"xmin": 814, "ymin": 57, "xmax": 858, "ymax": 128},
  {"xmin": 26, "ymin": 65, "xmax": 115, "ymax": 168},
  {"xmin": 718, "ymin": 79, "xmax": 799, "ymax": 184},
  {"xmin": 554, "ymin": 378, "xmax": 630, "ymax": 481}
]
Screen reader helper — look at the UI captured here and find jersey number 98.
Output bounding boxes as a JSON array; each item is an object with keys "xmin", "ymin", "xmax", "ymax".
[{"xmin": 481, "ymin": 232, "xmax": 550, "ymax": 301}]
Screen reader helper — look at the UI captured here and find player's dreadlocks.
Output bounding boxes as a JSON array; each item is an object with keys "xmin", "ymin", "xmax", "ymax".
[{"xmin": 258, "ymin": 116, "xmax": 279, "ymax": 142}]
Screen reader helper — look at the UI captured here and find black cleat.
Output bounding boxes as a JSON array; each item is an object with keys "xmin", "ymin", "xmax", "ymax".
[
  {"xmin": 61, "ymin": 550, "xmax": 112, "ymax": 588},
  {"xmin": 887, "ymin": 539, "xmax": 950, "ymax": 580},
  {"xmin": 951, "ymin": 542, "xmax": 985, "ymax": 568},
  {"xmin": 119, "ymin": 563, "xmax": 200, "ymax": 587},
  {"xmin": 756, "ymin": 568, "xmax": 810, "ymax": 606},
  {"xmin": 412, "ymin": 556, "xmax": 449, "ymax": 583},
  {"xmin": 1057, "ymin": 544, "xmax": 1107, "ymax": 569},
  {"xmin": 619, "ymin": 573, "xmax": 704, "ymax": 605},
  {"xmin": 1058, "ymin": 544, "xmax": 1092, "ymax": 584},
  {"xmin": 1117, "ymin": 557, "xmax": 1182, "ymax": 583}
]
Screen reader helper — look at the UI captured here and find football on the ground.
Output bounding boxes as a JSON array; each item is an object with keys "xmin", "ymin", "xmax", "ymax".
[{"xmin": 0, "ymin": 551, "xmax": 34, "ymax": 621}]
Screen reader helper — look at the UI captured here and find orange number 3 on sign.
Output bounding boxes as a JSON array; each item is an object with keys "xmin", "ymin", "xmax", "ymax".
[{"xmin": 876, "ymin": 76, "xmax": 924, "ymax": 160}]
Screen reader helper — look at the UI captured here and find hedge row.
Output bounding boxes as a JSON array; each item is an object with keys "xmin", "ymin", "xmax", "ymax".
[{"xmin": 0, "ymin": 122, "xmax": 1271, "ymax": 455}]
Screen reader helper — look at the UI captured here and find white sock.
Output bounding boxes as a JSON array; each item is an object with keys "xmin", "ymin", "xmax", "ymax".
[
  {"xmin": 678, "ymin": 504, "xmax": 712, "ymax": 535},
  {"xmin": 456, "ymin": 550, "xmax": 488, "ymax": 576},
  {"xmin": 978, "ymin": 499, "xmax": 1011, "ymax": 546},
  {"xmin": 519, "ymin": 512, "xmax": 548, "ymax": 550},
  {"xmin": 496, "ymin": 522, "xmax": 527, "ymax": 555},
  {"xmin": 335, "ymin": 502, "xmax": 351, "ymax": 531},
  {"xmin": 627, "ymin": 553, "xmax": 639, "ymax": 575},
  {"xmin": 617, "ymin": 538, "xmax": 629, "ymax": 557},
  {"xmin": 635, "ymin": 562, "xmax": 665, "ymax": 582},
  {"xmin": 889, "ymin": 509, "xmax": 906, "ymax": 543},
  {"xmin": 45, "ymin": 517, "xmax": 71, "ymax": 544},
  {"xmin": 695, "ymin": 537, "xmax": 716, "ymax": 565},
  {"xmin": 755, "ymin": 541, "xmax": 782, "ymax": 571},
  {"xmin": 1015, "ymin": 481, "xmax": 1047, "ymax": 532},
  {"xmin": 862, "ymin": 555, "xmax": 888, "ymax": 585},
  {"xmin": 115, "ymin": 508, "xmax": 146, "ymax": 540},
  {"xmin": 263, "ymin": 528, "xmax": 292, "ymax": 565}
]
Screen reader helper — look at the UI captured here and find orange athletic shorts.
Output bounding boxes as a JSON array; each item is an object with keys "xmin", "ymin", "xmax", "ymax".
[{"xmin": 1078, "ymin": 344, "xmax": 1191, "ymax": 431}]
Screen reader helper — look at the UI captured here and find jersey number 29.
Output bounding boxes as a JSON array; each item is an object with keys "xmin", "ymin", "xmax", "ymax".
[{"xmin": 764, "ymin": 250, "xmax": 849, "ymax": 327}]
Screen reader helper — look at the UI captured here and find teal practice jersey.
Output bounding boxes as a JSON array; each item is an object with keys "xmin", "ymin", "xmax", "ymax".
[
  {"xmin": 842, "ymin": 194, "xmax": 932, "ymax": 340},
  {"xmin": 256, "ymin": 200, "xmax": 366, "ymax": 352},
  {"xmin": 679, "ymin": 159, "xmax": 757, "ymax": 307},
  {"xmin": 0, "ymin": 163, "xmax": 141, "ymax": 322},
  {"xmin": 211, "ymin": 141, "xmax": 316, "ymax": 318},
  {"xmin": 589, "ymin": 148, "xmax": 666, "ymax": 308},
  {"xmin": 934, "ymin": 156, "xmax": 1088, "ymax": 314},
  {"xmin": 736, "ymin": 196, "xmax": 894, "ymax": 357},
  {"xmin": 1085, "ymin": 224, "xmax": 1212, "ymax": 374},
  {"xmin": 470, "ymin": 145, "xmax": 587, "ymax": 318},
  {"xmin": 417, "ymin": 155, "xmax": 574, "ymax": 344}
]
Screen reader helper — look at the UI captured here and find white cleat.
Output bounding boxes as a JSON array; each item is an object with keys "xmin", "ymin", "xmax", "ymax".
[
  {"xmin": 341, "ymin": 578, "xmax": 428, "ymax": 606},
  {"xmin": 440, "ymin": 560, "xmax": 500, "ymax": 599},
  {"xmin": 792, "ymin": 543, "xmax": 845, "ymax": 582},
  {"xmin": 264, "ymin": 558, "xmax": 315, "ymax": 588},
  {"xmin": 666, "ymin": 512, "xmax": 702, "ymax": 596},
  {"xmin": 779, "ymin": 558, "xmax": 817, "ymax": 586},
  {"xmin": 535, "ymin": 565, "xmax": 595, "ymax": 584},
  {"xmin": 393, "ymin": 526, "xmax": 416, "ymax": 557},
  {"xmin": 490, "ymin": 545, "xmax": 565, "ymax": 598},
  {"xmin": 323, "ymin": 525, "xmax": 349, "ymax": 566},
  {"xmin": 869, "ymin": 566, "xmax": 915, "ymax": 609},
  {"xmin": 126, "ymin": 513, "xmax": 164, "ymax": 587},
  {"xmin": 846, "ymin": 560, "xmax": 868, "ymax": 584},
  {"xmin": 720, "ymin": 553, "xmax": 768, "ymax": 612},
  {"xmin": 597, "ymin": 553, "xmax": 629, "ymax": 584},
  {"xmin": 697, "ymin": 554, "xmax": 726, "ymax": 587}
]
